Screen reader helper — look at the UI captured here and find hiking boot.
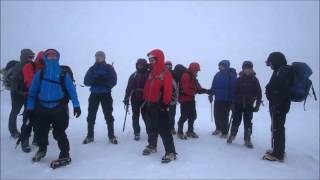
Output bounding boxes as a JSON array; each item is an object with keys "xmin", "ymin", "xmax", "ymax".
[
  {"xmin": 82, "ymin": 136, "xmax": 94, "ymax": 144},
  {"xmin": 171, "ymin": 129, "xmax": 177, "ymax": 135},
  {"xmin": 186, "ymin": 131, "xmax": 199, "ymax": 138},
  {"xmin": 227, "ymin": 135, "xmax": 236, "ymax": 144},
  {"xmin": 142, "ymin": 145, "xmax": 157, "ymax": 155},
  {"xmin": 134, "ymin": 135, "xmax": 140, "ymax": 141},
  {"xmin": 244, "ymin": 138, "xmax": 254, "ymax": 149},
  {"xmin": 21, "ymin": 139, "xmax": 31, "ymax": 153},
  {"xmin": 212, "ymin": 130, "xmax": 221, "ymax": 136},
  {"xmin": 109, "ymin": 136, "xmax": 118, "ymax": 144},
  {"xmin": 32, "ymin": 150, "xmax": 46, "ymax": 162},
  {"xmin": 220, "ymin": 133, "xmax": 228, "ymax": 139},
  {"xmin": 177, "ymin": 133, "xmax": 187, "ymax": 140},
  {"xmin": 262, "ymin": 152, "xmax": 284, "ymax": 162},
  {"xmin": 161, "ymin": 153, "xmax": 177, "ymax": 163}
]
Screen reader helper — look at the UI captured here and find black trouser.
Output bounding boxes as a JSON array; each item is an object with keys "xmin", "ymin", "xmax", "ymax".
[
  {"xmin": 143, "ymin": 103, "xmax": 176, "ymax": 154},
  {"xmin": 131, "ymin": 100, "xmax": 147, "ymax": 136},
  {"xmin": 270, "ymin": 109, "xmax": 286, "ymax": 159},
  {"xmin": 8, "ymin": 92, "xmax": 25, "ymax": 135},
  {"xmin": 178, "ymin": 101, "xmax": 197, "ymax": 134},
  {"xmin": 214, "ymin": 101, "xmax": 231, "ymax": 135},
  {"xmin": 20, "ymin": 107, "xmax": 38, "ymax": 142},
  {"xmin": 86, "ymin": 93, "xmax": 115, "ymax": 139},
  {"xmin": 169, "ymin": 104, "xmax": 176, "ymax": 130},
  {"xmin": 230, "ymin": 103, "xmax": 253, "ymax": 139},
  {"xmin": 35, "ymin": 103, "xmax": 70, "ymax": 158}
]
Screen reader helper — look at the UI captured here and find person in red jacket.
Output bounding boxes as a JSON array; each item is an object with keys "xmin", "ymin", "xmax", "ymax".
[
  {"xmin": 142, "ymin": 49, "xmax": 177, "ymax": 163},
  {"xmin": 177, "ymin": 62, "xmax": 209, "ymax": 139}
]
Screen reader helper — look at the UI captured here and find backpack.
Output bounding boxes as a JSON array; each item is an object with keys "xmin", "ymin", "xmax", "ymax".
[
  {"xmin": 39, "ymin": 65, "xmax": 74, "ymax": 103},
  {"xmin": 173, "ymin": 64, "xmax": 188, "ymax": 83},
  {"xmin": 289, "ymin": 62, "xmax": 317, "ymax": 106},
  {"xmin": 11, "ymin": 61, "xmax": 35, "ymax": 93},
  {"xmin": 1, "ymin": 60, "xmax": 19, "ymax": 90}
]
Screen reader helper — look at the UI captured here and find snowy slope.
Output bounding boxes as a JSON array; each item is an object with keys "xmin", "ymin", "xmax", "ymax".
[{"xmin": 1, "ymin": 88, "xmax": 319, "ymax": 179}]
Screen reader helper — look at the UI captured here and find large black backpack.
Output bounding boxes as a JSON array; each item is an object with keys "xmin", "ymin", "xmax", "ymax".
[
  {"xmin": 289, "ymin": 62, "xmax": 317, "ymax": 106},
  {"xmin": 10, "ymin": 61, "xmax": 35, "ymax": 94},
  {"xmin": 1, "ymin": 60, "xmax": 19, "ymax": 90},
  {"xmin": 173, "ymin": 64, "xmax": 188, "ymax": 83}
]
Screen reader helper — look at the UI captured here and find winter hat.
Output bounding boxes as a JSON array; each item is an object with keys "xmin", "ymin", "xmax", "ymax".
[
  {"xmin": 242, "ymin": 61, "xmax": 253, "ymax": 69},
  {"xmin": 189, "ymin": 62, "xmax": 200, "ymax": 73},
  {"xmin": 95, "ymin": 51, "xmax": 106, "ymax": 60},
  {"xmin": 20, "ymin": 49, "xmax": 35, "ymax": 62},
  {"xmin": 267, "ymin": 52, "xmax": 287, "ymax": 69},
  {"xmin": 136, "ymin": 58, "xmax": 148, "ymax": 70},
  {"xmin": 218, "ymin": 60, "xmax": 230, "ymax": 69}
]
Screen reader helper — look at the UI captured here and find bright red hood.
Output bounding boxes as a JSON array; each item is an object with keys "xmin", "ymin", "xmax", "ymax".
[{"xmin": 148, "ymin": 49, "xmax": 165, "ymax": 76}]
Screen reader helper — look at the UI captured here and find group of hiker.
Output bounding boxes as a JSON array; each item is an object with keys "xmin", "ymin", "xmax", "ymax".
[{"xmin": 0, "ymin": 48, "xmax": 316, "ymax": 167}]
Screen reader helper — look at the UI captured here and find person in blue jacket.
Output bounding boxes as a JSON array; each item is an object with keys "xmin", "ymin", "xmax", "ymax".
[
  {"xmin": 82, "ymin": 51, "xmax": 118, "ymax": 144},
  {"xmin": 26, "ymin": 49, "xmax": 81, "ymax": 166},
  {"xmin": 208, "ymin": 60, "xmax": 237, "ymax": 138}
]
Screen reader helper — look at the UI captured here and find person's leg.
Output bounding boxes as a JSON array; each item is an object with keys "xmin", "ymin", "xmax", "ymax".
[
  {"xmin": 243, "ymin": 105, "xmax": 253, "ymax": 140},
  {"xmin": 146, "ymin": 104, "xmax": 159, "ymax": 147},
  {"xmin": 131, "ymin": 101, "xmax": 142, "ymax": 136},
  {"xmin": 213, "ymin": 101, "xmax": 222, "ymax": 133},
  {"xmin": 35, "ymin": 105, "xmax": 51, "ymax": 153},
  {"xmin": 51, "ymin": 104, "xmax": 70, "ymax": 158},
  {"xmin": 169, "ymin": 104, "xmax": 176, "ymax": 131},
  {"xmin": 187, "ymin": 101, "xmax": 197, "ymax": 133},
  {"xmin": 177, "ymin": 103, "xmax": 188, "ymax": 134},
  {"xmin": 230, "ymin": 103, "xmax": 243, "ymax": 136},
  {"xmin": 220, "ymin": 102, "xmax": 231, "ymax": 136},
  {"xmin": 159, "ymin": 109, "xmax": 176, "ymax": 154},
  {"xmin": 101, "ymin": 93, "xmax": 115, "ymax": 139},
  {"xmin": 86, "ymin": 93, "xmax": 100, "ymax": 138},
  {"xmin": 8, "ymin": 92, "xmax": 24, "ymax": 136},
  {"xmin": 272, "ymin": 111, "xmax": 286, "ymax": 159}
]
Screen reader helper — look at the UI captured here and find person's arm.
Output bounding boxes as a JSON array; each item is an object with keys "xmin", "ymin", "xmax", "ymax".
[
  {"xmin": 106, "ymin": 65, "xmax": 117, "ymax": 88},
  {"xmin": 84, "ymin": 67, "xmax": 93, "ymax": 86},
  {"xmin": 124, "ymin": 73, "xmax": 134, "ymax": 100},
  {"xmin": 22, "ymin": 63, "xmax": 34, "ymax": 88},
  {"xmin": 64, "ymin": 73, "xmax": 80, "ymax": 108},
  {"xmin": 27, "ymin": 71, "xmax": 41, "ymax": 110},
  {"xmin": 210, "ymin": 74, "xmax": 217, "ymax": 95},
  {"xmin": 162, "ymin": 71, "xmax": 173, "ymax": 105}
]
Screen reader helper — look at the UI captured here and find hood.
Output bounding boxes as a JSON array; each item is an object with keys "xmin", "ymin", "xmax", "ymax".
[
  {"xmin": 188, "ymin": 62, "xmax": 200, "ymax": 73},
  {"xmin": 267, "ymin": 52, "xmax": 287, "ymax": 70},
  {"xmin": 218, "ymin": 60, "xmax": 230, "ymax": 69},
  {"xmin": 136, "ymin": 58, "xmax": 148, "ymax": 73},
  {"xmin": 20, "ymin": 49, "xmax": 35, "ymax": 64},
  {"xmin": 147, "ymin": 49, "xmax": 165, "ymax": 75},
  {"xmin": 34, "ymin": 51, "xmax": 45, "ymax": 70},
  {"xmin": 43, "ymin": 49, "xmax": 61, "ymax": 77}
]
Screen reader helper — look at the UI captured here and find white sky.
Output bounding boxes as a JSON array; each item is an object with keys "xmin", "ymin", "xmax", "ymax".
[{"xmin": 1, "ymin": 1, "xmax": 319, "ymax": 106}]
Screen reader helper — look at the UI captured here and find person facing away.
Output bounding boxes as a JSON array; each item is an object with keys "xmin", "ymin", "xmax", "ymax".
[
  {"xmin": 123, "ymin": 58, "xmax": 149, "ymax": 141},
  {"xmin": 83, "ymin": 51, "xmax": 118, "ymax": 144},
  {"xmin": 209, "ymin": 60, "xmax": 237, "ymax": 138}
]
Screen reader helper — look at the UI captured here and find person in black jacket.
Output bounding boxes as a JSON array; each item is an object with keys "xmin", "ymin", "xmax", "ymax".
[
  {"xmin": 123, "ymin": 58, "xmax": 149, "ymax": 141},
  {"xmin": 227, "ymin": 61, "xmax": 262, "ymax": 148},
  {"xmin": 83, "ymin": 51, "xmax": 118, "ymax": 144},
  {"xmin": 262, "ymin": 52, "xmax": 293, "ymax": 162}
]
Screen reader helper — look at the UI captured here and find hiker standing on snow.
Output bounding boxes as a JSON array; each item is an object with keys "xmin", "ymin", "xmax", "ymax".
[
  {"xmin": 27, "ymin": 49, "xmax": 81, "ymax": 168},
  {"xmin": 208, "ymin": 60, "xmax": 237, "ymax": 138},
  {"xmin": 165, "ymin": 61, "xmax": 179, "ymax": 135},
  {"xmin": 227, "ymin": 61, "xmax": 262, "ymax": 148},
  {"xmin": 83, "ymin": 51, "xmax": 118, "ymax": 145},
  {"xmin": 177, "ymin": 62, "xmax": 209, "ymax": 139},
  {"xmin": 142, "ymin": 49, "xmax": 177, "ymax": 163},
  {"xmin": 262, "ymin": 52, "xmax": 293, "ymax": 162},
  {"xmin": 123, "ymin": 58, "xmax": 149, "ymax": 141}
]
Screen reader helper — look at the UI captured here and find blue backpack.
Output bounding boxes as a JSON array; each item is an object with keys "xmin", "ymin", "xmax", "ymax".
[{"xmin": 289, "ymin": 62, "xmax": 317, "ymax": 109}]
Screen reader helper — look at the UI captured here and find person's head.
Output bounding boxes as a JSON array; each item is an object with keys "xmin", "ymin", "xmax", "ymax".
[
  {"xmin": 188, "ymin": 62, "xmax": 200, "ymax": 75},
  {"xmin": 43, "ymin": 49, "xmax": 60, "ymax": 67},
  {"xmin": 95, "ymin": 51, "xmax": 106, "ymax": 63},
  {"xmin": 20, "ymin": 49, "xmax": 35, "ymax": 63},
  {"xmin": 242, "ymin": 61, "xmax": 253, "ymax": 75},
  {"xmin": 165, "ymin": 61, "xmax": 173, "ymax": 70},
  {"xmin": 218, "ymin": 60, "xmax": 230, "ymax": 71},
  {"xmin": 266, "ymin": 52, "xmax": 287, "ymax": 70},
  {"xmin": 147, "ymin": 49, "xmax": 165, "ymax": 69},
  {"xmin": 136, "ymin": 58, "xmax": 148, "ymax": 72}
]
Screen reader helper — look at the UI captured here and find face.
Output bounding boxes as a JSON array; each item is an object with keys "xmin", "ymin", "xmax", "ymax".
[
  {"xmin": 95, "ymin": 55, "xmax": 105, "ymax": 62},
  {"xmin": 148, "ymin": 57, "xmax": 157, "ymax": 66},
  {"xmin": 166, "ymin": 64, "xmax": 172, "ymax": 70},
  {"xmin": 137, "ymin": 62, "xmax": 144, "ymax": 70},
  {"xmin": 28, "ymin": 54, "xmax": 35, "ymax": 61},
  {"xmin": 243, "ymin": 68, "xmax": 251, "ymax": 75},
  {"xmin": 46, "ymin": 52, "xmax": 57, "ymax": 60},
  {"xmin": 219, "ymin": 65, "xmax": 225, "ymax": 71}
]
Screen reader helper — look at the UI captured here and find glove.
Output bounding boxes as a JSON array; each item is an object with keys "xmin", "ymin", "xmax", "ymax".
[
  {"xmin": 198, "ymin": 88, "xmax": 207, "ymax": 94},
  {"xmin": 161, "ymin": 103, "xmax": 170, "ymax": 112},
  {"xmin": 208, "ymin": 95, "xmax": 213, "ymax": 103},
  {"xmin": 253, "ymin": 101, "xmax": 261, "ymax": 112},
  {"xmin": 73, "ymin": 107, "xmax": 81, "ymax": 118},
  {"xmin": 24, "ymin": 109, "xmax": 35, "ymax": 118},
  {"xmin": 123, "ymin": 99, "xmax": 129, "ymax": 106}
]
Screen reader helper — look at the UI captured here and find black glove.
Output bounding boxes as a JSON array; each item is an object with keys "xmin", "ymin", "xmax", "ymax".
[
  {"xmin": 74, "ymin": 107, "xmax": 81, "ymax": 118},
  {"xmin": 24, "ymin": 109, "xmax": 35, "ymax": 118},
  {"xmin": 123, "ymin": 98, "xmax": 129, "ymax": 106},
  {"xmin": 253, "ymin": 100, "xmax": 261, "ymax": 112},
  {"xmin": 208, "ymin": 95, "xmax": 213, "ymax": 103},
  {"xmin": 198, "ymin": 88, "xmax": 207, "ymax": 94},
  {"xmin": 161, "ymin": 103, "xmax": 169, "ymax": 112}
]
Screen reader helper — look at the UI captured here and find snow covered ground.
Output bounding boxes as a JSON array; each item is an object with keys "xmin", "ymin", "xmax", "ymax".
[
  {"xmin": 1, "ymin": 1, "xmax": 319, "ymax": 179},
  {"xmin": 1, "ymin": 88, "xmax": 319, "ymax": 179}
]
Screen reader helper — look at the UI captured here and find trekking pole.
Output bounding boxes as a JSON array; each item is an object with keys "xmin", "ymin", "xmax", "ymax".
[
  {"xmin": 75, "ymin": 83, "xmax": 85, "ymax": 87},
  {"xmin": 210, "ymin": 102, "xmax": 213, "ymax": 122},
  {"xmin": 271, "ymin": 109, "xmax": 274, "ymax": 150},
  {"xmin": 122, "ymin": 104, "xmax": 129, "ymax": 132},
  {"xmin": 228, "ymin": 111, "xmax": 234, "ymax": 134}
]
